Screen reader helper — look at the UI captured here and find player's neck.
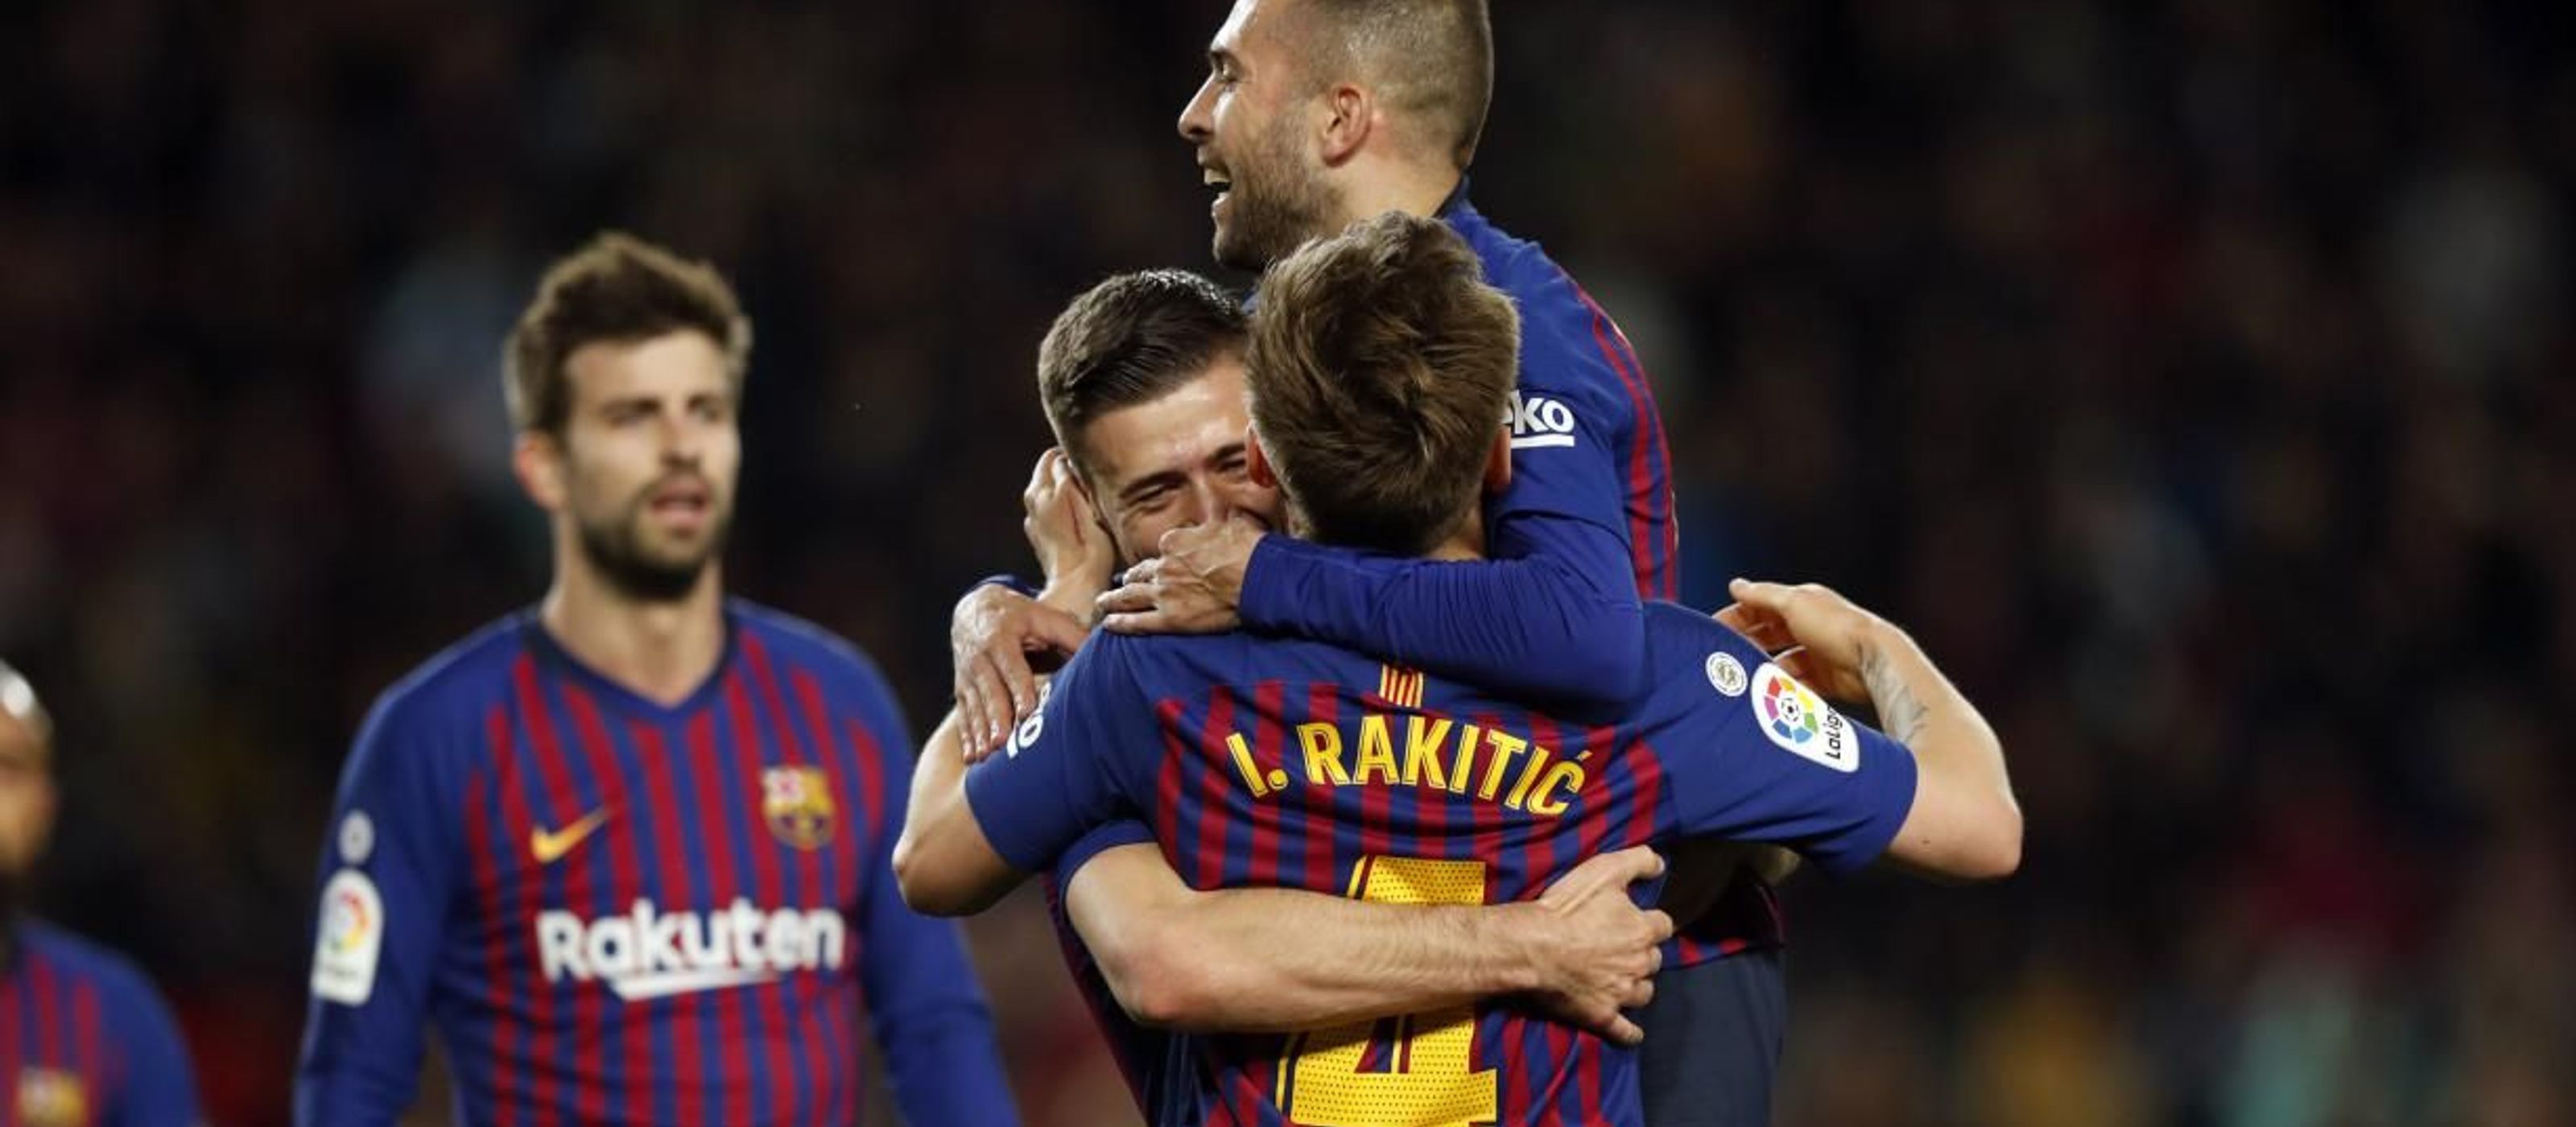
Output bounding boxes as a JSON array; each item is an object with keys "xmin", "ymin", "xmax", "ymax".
[
  {"xmin": 539, "ymin": 563, "xmax": 728, "ymax": 708},
  {"xmin": 1330, "ymin": 164, "xmax": 1461, "ymax": 231},
  {"xmin": 1426, "ymin": 517, "xmax": 1484, "ymax": 563}
]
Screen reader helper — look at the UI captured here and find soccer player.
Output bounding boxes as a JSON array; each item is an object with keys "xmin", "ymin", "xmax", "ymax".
[
  {"xmin": 930, "ymin": 269, "xmax": 1678, "ymax": 1124},
  {"xmin": 0, "ymin": 663, "xmax": 201, "ymax": 1127},
  {"xmin": 293, "ymin": 234, "xmax": 1018, "ymax": 1126},
  {"xmin": 948, "ymin": 2, "xmax": 1793, "ymax": 1121},
  {"xmin": 909, "ymin": 213, "xmax": 2020, "ymax": 1124}
]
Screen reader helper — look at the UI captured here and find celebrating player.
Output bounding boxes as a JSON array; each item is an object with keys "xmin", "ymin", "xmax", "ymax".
[
  {"xmin": 926, "ymin": 268, "xmax": 1680, "ymax": 1123},
  {"xmin": 0, "ymin": 663, "xmax": 201, "ymax": 1127},
  {"xmin": 907, "ymin": 213, "xmax": 2021, "ymax": 1124},
  {"xmin": 293, "ymin": 234, "xmax": 1018, "ymax": 1126},
  {"xmin": 948, "ymin": 2, "xmax": 1793, "ymax": 1121}
]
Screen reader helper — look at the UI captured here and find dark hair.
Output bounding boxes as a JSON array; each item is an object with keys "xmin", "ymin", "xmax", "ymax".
[
  {"xmin": 504, "ymin": 232, "xmax": 750, "ymax": 436},
  {"xmin": 1246, "ymin": 211, "xmax": 1517, "ymax": 555},
  {"xmin": 1036, "ymin": 270, "xmax": 1247, "ymax": 471},
  {"xmin": 1298, "ymin": 0, "xmax": 1494, "ymax": 169}
]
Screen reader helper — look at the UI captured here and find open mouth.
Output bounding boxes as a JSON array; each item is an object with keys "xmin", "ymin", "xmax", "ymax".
[
  {"xmin": 647, "ymin": 478, "xmax": 712, "ymax": 523},
  {"xmin": 1201, "ymin": 163, "xmax": 1232, "ymax": 213}
]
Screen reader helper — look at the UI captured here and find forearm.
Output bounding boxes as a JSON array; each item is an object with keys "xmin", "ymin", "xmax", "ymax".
[
  {"xmin": 1860, "ymin": 623, "xmax": 2020, "ymax": 878},
  {"xmin": 890, "ymin": 712, "xmax": 1016, "ymax": 914},
  {"xmin": 1239, "ymin": 521, "xmax": 1644, "ymax": 704},
  {"xmin": 1069, "ymin": 849, "xmax": 1547, "ymax": 1032}
]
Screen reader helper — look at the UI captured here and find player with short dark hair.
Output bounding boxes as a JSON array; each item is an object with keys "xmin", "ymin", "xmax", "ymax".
[
  {"xmin": 0, "ymin": 662, "xmax": 203, "ymax": 1127},
  {"xmin": 293, "ymin": 233, "xmax": 1018, "ymax": 1126},
  {"xmin": 906, "ymin": 212, "xmax": 2022, "ymax": 1125}
]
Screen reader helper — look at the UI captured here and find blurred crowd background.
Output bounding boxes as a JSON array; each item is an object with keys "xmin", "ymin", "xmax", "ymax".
[{"xmin": 3, "ymin": 0, "xmax": 2571, "ymax": 1123}]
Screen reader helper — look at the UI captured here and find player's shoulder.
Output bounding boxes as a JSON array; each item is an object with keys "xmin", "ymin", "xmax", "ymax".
[
  {"xmin": 1641, "ymin": 601, "xmax": 1757, "ymax": 652},
  {"xmin": 727, "ymin": 598, "xmax": 887, "ymax": 684},
  {"xmin": 1640, "ymin": 601, "xmax": 1769, "ymax": 700},
  {"xmin": 364, "ymin": 611, "xmax": 536, "ymax": 738},
  {"xmin": 1449, "ymin": 201, "xmax": 1637, "ymax": 406},
  {"xmin": 1065, "ymin": 628, "xmax": 1330, "ymax": 700},
  {"xmin": 1445, "ymin": 199, "xmax": 1554, "ymax": 293},
  {"xmin": 14, "ymin": 920, "xmax": 173, "ymax": 1013}
]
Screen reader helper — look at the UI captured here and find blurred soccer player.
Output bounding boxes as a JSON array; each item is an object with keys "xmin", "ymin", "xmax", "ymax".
[
  {"xmin": 0, "ymin": 663, "xmax": 201, "ymax": 1127},
  {"xmin": 947, "ymin": 2, "xmax": 1795, "ymax": 1122},
  {"xmin": 293, "ymin": 234, "xmax": 1018, "ymax": 1126},
  {"xmin": 906, "ymin": 213, "xmax": 2021, "ymax": 1125}
]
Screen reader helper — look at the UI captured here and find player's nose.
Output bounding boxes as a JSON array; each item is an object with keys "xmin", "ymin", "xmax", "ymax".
[
  {"xmin": 659, "ymin": 410, "xmax": 707, "ymax": 464},
  {"xmin": 1178, "ymin": 80, "xmax": 1215, "ymax": 143}
]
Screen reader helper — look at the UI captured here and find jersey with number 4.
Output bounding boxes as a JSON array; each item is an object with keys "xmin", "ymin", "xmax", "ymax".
[{"xmin": 967, "ymin": 601, "xmax": 1918, "ymax": 1126}]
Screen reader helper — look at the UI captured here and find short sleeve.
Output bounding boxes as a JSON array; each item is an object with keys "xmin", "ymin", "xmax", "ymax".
[{"xmin": 964, "ymin": 638, "xmax": 1154, "ymax": 872}]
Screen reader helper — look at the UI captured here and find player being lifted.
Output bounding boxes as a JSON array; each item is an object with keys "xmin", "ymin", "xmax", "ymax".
[
  {"xmin": 294, "ymin": 234, "xmax": 1018, "ymax": 1126},
  {"xmin": 951, "ymin": 2, "xmax": 1795, "ymax": 1121},
  {"xmin": 0, "ymin": 663, "xmax": 201, "ymax": 1127},
  {"xmin": 906, "ymin": 213, "xmax": 2021, "ymax": 1124}
]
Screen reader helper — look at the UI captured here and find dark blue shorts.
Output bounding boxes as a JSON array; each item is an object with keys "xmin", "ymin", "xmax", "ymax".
[{"xmin": 1636, "ymin": 947, "xmax": 1787, "ymax": 1127}]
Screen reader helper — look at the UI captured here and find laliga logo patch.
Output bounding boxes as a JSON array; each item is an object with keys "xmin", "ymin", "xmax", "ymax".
[
  {"xmin": 761, "ymin": 766, "xmax": 836, "ymax": 851},
  {"xmin": 310, "ymin": 868, "xmax": 385, "ymax": 1005},
  {"xmin": 1752, "ymin": 663, "xmax": 1859, "ymax": 773}
]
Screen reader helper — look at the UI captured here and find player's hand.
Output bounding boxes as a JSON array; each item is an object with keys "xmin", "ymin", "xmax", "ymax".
[
  {"xmin": 1713, "ymin": 578, "xmax": 1892, "ymax": 704},
  {"xmin": 1024, "ymin": 448, "xmax": 1117, "ymax": 609},
  {"xmin": 1096, "ymin": 514, "xmax": 1262, "ymax": 636},
  {"xmin": 1522, "ymin": 846, "xmax": 1674, "ymax": 1046},
  {"xmin": 950, "ymin": 584, "xmax": 1089, "ymax": 762}
]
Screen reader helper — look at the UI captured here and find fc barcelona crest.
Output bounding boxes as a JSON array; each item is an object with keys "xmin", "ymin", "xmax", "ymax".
[
  {"xmin": 17, "ymin": 1067, "xmax": 88, "ymax": 1127},
  {"xmin": 762, "ymin": 765, "xmax": 836, "ymax": 850}
]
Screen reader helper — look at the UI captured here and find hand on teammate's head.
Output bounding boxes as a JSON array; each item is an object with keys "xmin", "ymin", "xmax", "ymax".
[{"xmin": 1023, "ymin": 448, "xmax": 1117, "ymax": 608}]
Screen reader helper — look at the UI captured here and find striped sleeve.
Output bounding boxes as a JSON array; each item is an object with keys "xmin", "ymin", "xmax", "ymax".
[{"xmin": 293, "ymin": 690, "xmax": 473, "ymax": 1126}]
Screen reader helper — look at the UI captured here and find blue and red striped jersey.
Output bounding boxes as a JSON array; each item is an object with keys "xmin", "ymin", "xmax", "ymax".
[
  {"xmin": 0, "ymin": 922, "xmax": 198, "ymax": 1127},
  {"xmin": 295, "ymin": 601, "xmax": 1017, "ymax": 1127},
  {"xmin": 968, "ymin": 602, "xmax": 1918, "ymax": 1125},
  {"xmin": 1232, "ymin": 192, "xmax": 1781, "ymax": 968}
]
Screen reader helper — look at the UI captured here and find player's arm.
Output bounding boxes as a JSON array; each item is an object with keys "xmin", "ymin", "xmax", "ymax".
[
  {"xmin": 1661, "ymin": 587, "xmax": 2019, "ymax": 881},
  {"xmin": 892, "ymin": 708, "xmax": 1040, "ymax": 914},
  {"xmin": 292, "ymin": 698, "xmax": 465, "ymax": 1127},
  {"xmin": 1174, "ymin": 511, "xmax": 1649, "ymax": 705},
  {"xmin": 1099, "ymin": 365, "xmax": 1649, "ymax": 707},
  {"xmin": 1062, "ymin": 840, "xmax": 1671, "ymax": 1040},
  {"xmin": 98, "ymin": 959, "xmax": 202, "ymax": 1127},
  {"xmin": 851, "ymin": 682, "xmax": 1022, "ymax": 1126},
  {"xmin": 1718, "ymin": 580, "xmax": 2021, "ymax": 880},
  {"xmin": 895, "ymin": 637, "xmax": 1139, "ymax": 915}
]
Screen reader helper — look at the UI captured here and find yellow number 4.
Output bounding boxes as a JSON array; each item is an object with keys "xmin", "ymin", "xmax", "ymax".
[{"xmin": 1276, "ymin": 857, "xmax": 1501, "ymax": 1126}]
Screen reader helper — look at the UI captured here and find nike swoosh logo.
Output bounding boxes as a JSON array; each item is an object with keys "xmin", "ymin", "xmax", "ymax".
[{"xmin": 530, "ymin": 808, "xmax": 613, "ymax": 865}]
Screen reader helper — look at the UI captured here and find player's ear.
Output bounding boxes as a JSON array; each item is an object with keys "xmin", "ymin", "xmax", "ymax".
[
  {"xmin": 1245, "ymin": 425, "xmax": 1280, "ymax": 489},
  {"xmin": 1482, "ymin": 428, "xmax": 1513, "ymax": 495},
  {"xmin": 1319, "ymin": 81, "xmax": 1373, "ymax": 165},
  {"xmin": 513, "ymin": 429, "xmax": 569, "ymax": 512}
]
